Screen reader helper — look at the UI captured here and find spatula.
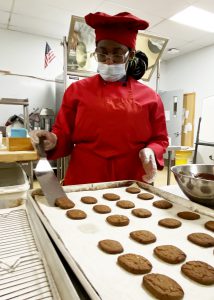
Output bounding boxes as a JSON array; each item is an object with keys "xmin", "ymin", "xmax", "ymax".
[{"xmin": 34, "ymin": 137, "xmax": 67, "ymax": 206}]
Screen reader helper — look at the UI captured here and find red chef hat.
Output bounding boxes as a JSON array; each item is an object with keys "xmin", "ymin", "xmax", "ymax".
[{"xmin": 85, "ymin": 12, "xmax": 149, "ymax": 49}]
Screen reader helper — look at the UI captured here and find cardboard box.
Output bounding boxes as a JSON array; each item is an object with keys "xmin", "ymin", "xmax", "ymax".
[{"xmin": 6, "ymin": 137, "xmax": 34, "ymax": 151}]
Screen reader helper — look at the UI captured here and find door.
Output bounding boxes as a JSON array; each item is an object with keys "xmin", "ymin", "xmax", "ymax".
[
  {"xmin": 181, "ymin": 92, "xmax": 195, "ymax": 147},
  {"xmin": 159, "ymin": 89, "xmax": 183, "ymax": 146}
]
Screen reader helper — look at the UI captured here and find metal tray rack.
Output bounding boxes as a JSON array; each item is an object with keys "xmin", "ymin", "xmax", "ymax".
[{"xmin": 0, "ymin": 199, "xmax": 81, "ymax": 300}]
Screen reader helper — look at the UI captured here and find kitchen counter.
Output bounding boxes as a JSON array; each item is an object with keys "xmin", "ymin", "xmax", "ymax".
[{"xmin": 0, "ymin": 149, "xmax": 38, "ymax": 162}]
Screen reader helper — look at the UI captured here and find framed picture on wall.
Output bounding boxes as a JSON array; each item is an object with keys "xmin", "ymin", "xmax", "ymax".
[
  {"xmin": 135, "ymin": 33, "xmax": 168, "ymax": 81},
  {"xmin": 67, "ymin": 15, "xmax": 97, "ymax": 77},
  {"xmin": 67, "ymin": 15, "xmax": 168, "ymax": 81}
]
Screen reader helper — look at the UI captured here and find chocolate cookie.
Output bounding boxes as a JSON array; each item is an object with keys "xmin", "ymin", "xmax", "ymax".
[
  {"xmin": 137, "ymin": 193, "xmax": 154, "ymax": 200},
  {"xmin": 187, "ymin": 232, "xmax": 214, "ymax": 247},
  {"xmin": 177, "ymin": 211, "xmax": 200, "ymax": 220},
  {"xmin": 181, "ymin": 261, "xmax": 214, "ymax": 285},
  {"xmin": 55, "ymin": 196, "xmax": 75, "ymax": 209},
  {"xmin": 158, "ymin": 218, "xmax": 182, "ymax": 229},
  {"xmin": 106, "ymin": 215, "xmax": 130, "ymax": 226},
  {"xmin": 118, "ymin": 253, "xmax": 152, "ymax": 274},
  {"xmin": 143, "ymin": 273, "xmax": 184, "ymax": 300},
  {"xmin": 116, "ymin": 200, "xmax": 135, "ymax": 209},
  {"xmin": 31, "ymin": 188, "xmax": 44, "ymax": 197},
  {"xmin": 130, "ymin": 230, "xmax": 156, "ymax": 244},
  {"xmin": 153, "ymin": 199, "xmax": 173, "ymax": 209},
  {"xmin": 98, "ymin": 239, "xmax": 123, "ymax": 254},
  {"xmin": 132, "ymin": 208, "xmax": 152, "ymax": 218},
  {"xmin": 81, "ymin": 196, "xmax": 97, "ymax": 204},
  {"xmin": 66, "ymin": 209, "xmax": 87, "ymax": 220},
  {"xmin": 154, "ymin": 245, "xmax": 186, "ymax": 264},
  {"xmin": 93, "ymin": 204, "xmax": 111, "ymax": 214},
  {"xmin": 205, "ymin": 220, "xmax": 214, "ymax": 232},
  {"xmin": 103, "ymin": 193, "xmax": 120, "ymax": 201},
  {"xmin": 125, "ymin": 187, "xmax": 141, "ymax": 194}
]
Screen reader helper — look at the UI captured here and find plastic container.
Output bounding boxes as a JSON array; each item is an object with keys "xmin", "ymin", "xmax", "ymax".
[
  {"xmin": 175, "ymin": 150, "xmax": 193, "ymax": 165},
  {"xmin": 0, "ymin": 162, "xmax": 30, "ymax": 206},
  {"xmin": 11, "ymin": 128, "xmax": 27, "ymax": 137}
]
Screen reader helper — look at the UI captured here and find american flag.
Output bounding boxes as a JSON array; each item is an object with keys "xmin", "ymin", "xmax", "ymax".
[{"xmin": 44, "ymin": 42, "xmax": 56, "ymax": 68}]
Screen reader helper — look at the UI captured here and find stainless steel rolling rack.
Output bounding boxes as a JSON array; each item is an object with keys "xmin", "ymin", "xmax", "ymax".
[
  {"xmin": 0, "ymin": 98, "xmax": 30, "ymax": 130},
  {"xmin": 0, "ymin": 198, "xmax": 83, "ymax": 300},
  {"xmin": 193, "ymin": 117, "xmax": 214, "ymax": 163}
]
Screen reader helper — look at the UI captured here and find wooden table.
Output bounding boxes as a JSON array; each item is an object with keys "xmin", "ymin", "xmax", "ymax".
[
  {"xmin": 0, "ymin": 148, "xmax": 38, "ymax": 188},
  {"xmin": 0, "ymin": 149, "xmax": 37, "ymax": 162}
]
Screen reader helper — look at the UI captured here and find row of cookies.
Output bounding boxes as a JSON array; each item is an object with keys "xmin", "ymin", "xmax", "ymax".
[
  {"xmin": 35, "ymin": 186, "xmax": 213, "ymax": 299},
  {"xmin": 98, "ymin": 239, "xmax": 214, "ymax": 299}
]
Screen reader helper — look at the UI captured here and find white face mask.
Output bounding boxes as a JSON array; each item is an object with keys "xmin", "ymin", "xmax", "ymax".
[{"xmin": 97, "ymin": 62, "xmax": 127, "ymax": 82}]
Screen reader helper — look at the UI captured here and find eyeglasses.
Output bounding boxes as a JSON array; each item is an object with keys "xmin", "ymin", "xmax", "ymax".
[{"xmin": 94, "ymin": 51, "xmax": 129, "ymax": 63}]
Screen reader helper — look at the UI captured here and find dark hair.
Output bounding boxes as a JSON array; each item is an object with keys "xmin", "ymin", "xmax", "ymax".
[{"xmin": 127, "ymin": 50, "xmax": 148, "ymax": 80}]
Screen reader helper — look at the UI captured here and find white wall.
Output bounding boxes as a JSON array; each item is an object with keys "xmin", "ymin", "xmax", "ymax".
[
  {"xmin": 158, "ymin": 45, "xmax": 214, "ymax": 163},
  {"xmin": 0, "ymin": 29, "xmax": 63, "ymax": 125},
  {"xmin": 161, "ymin": 45, "xmax": 214, "ymax": 122}
]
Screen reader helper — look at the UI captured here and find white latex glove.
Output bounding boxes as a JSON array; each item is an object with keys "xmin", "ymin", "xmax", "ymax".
[
  {"xmin": 139, "ymin": 148, "xmax": 157, "ymax": 183},
  {"xmin": 29, "ymin": 130, "xmax": 57, "ymax": 151}
]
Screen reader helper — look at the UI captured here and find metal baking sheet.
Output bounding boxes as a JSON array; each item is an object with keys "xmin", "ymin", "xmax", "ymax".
[{"xmin": 29, "ymin": 180, "xmax": 214, "ymax": 300}]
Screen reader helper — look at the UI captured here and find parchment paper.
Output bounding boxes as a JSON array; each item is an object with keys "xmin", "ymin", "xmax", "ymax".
[{"xmin": 34, "ymin": 184, "xmax": 214, "ymax": 300}]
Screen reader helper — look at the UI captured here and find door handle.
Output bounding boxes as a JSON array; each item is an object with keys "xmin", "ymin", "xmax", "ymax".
[{"xmin": 174, "ymin": 132, "xmax": 180, "ymax": 137}]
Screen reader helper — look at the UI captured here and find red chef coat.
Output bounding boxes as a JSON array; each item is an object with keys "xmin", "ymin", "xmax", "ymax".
[{"xmin": 48, "ymin": 75, "xmax": 168, "ymax": 185}]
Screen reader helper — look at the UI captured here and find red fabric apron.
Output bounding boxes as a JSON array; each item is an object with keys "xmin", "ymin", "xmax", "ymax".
[{"xmin": 48, "ymin": 75, "xmax": 168, "ymax": 185}]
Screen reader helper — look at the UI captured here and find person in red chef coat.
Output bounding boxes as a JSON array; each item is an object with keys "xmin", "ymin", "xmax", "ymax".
[{"xmin": 30, "ymin": 12, "xmax": 168, "ymax": 185}]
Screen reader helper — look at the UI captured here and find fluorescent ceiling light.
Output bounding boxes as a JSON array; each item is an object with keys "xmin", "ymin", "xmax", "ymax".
[{"xmin": 170, "ymin": 6, "xmax": 214, "ymax": 32}]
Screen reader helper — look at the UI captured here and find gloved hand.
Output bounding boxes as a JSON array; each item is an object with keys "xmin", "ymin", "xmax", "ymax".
[
  {"xmin": 29, "ymin": 130, "xmax": 57, "ymax": 151},
  {"xmin": 139, "ymin": 148, "xmax": 157, "ymax": 183}
]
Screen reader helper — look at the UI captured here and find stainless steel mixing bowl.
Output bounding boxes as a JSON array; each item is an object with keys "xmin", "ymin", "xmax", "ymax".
[{"xmin": 171, "ymin": 164, "xmax": 214, "ymax": 207}]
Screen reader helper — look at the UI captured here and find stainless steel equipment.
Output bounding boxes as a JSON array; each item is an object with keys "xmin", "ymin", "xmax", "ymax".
[
  {"xmin": 34, "ymin": 137, "xmax": 67, "ymax": 206},
  {"xmin": 171, "ymin": 164, "xmax": 214, "ymax": 207},
  {"xmin": 39, "ymin": 108, "xmax": 55, "ymax": 131},
  {"xmin": 0, "ymin": 98, "xmax": 30, "ymax": 131}
]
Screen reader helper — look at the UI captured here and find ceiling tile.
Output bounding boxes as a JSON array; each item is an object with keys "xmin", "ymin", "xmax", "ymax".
[
  {"xmin": 0, "ymin": 0, "xmax": 13, "ymax": 11},
  {"xmin": 106, "ymin": 0, "xmax": 190, "ymax": 18},
  {"xmin": 150, "ymin": 19, "xmax": 206, "ymax": 41},
  {"xmin": 161, "ymin": 36, "xmax": 187, "ymax": 50},
  {"xmin": 163, "ymin": 52, "xmax": 181, "ymax": 61},
  {"xmin": 45, "ymin": 0, "xmax": 104, "ymax": 17},
  {"xmin": 95, "ymin": 1, "xmax": 136, "ymax": 15},
  {"xmin": 164, "ymin": 34, "xmax": 214, "ymax": 60},
  {"xmin": 193, "ymin": 0, "xmax": 214, "ymax": 13},
  {"xmin": 191, "ymin": 31, "xmax": 214, "ymax": 46},
  {"xmin": 0, "ymin": 10, "xmax": 10, "ymax": 24},
  {"xmin": 0, "ymin": 24, "xmax": 7, "ymax": 29},
  {"xmin": 185, "ymin": 0, "xmax": 200, "ymax": 4},
  {"xmin": 97, "ymin": 1, "xmax": 163, "ymax": 28},
  {"xmin": 181, "ymin": 42, "xmax": 208, "ymax": 55},
  {"xmin": 10, "ymin": 13, "xmax": 68, "ymax": 39},
  {"xmin": 13, "ymin": 0, "xmax": 71, "ymax": 24}
]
